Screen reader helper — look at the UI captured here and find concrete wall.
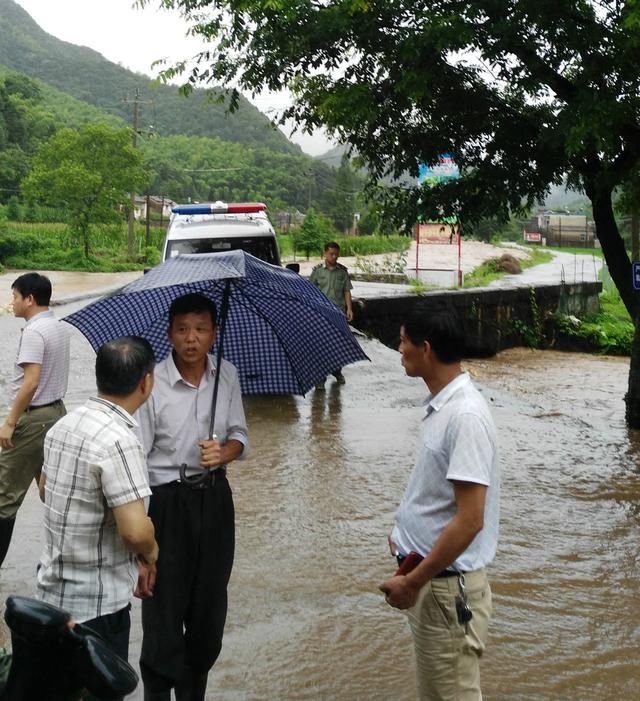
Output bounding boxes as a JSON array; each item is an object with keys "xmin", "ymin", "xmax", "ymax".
[{"xmin": 352, "ymin": 281, "xmax": 602, "ymax": 356}]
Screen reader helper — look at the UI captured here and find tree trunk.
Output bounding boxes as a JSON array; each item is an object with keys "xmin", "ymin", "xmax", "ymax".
[
  {"xmin": 590, "ymin": 188, "xmax": 636, "ymax": 316},
  {"xmin": 589, "ymin": 187, "xmax": 640, "ymax": 426},
  {"xmin": 626, "ymin": 316, "xmax": 640, "ymax": 428}
]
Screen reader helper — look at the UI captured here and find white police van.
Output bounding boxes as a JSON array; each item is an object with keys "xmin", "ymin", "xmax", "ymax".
[{"xmin": 162, "ymin": 201, "xmax": 283, "ymax": 266}]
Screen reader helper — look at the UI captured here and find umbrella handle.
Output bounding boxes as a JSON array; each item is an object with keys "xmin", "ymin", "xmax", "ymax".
[{"xmin": 179, "ymin": 462, "xmax": 210, "ymax": 486}]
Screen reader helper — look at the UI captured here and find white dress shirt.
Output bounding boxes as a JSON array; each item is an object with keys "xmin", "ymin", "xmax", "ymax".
[{"xmin": 391, "ymin": 373, "xmax": 500, "ymax": 572}]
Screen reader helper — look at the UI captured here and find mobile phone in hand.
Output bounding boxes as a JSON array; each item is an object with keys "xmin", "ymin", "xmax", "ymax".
[{"xmin": 395, "ymin": 551, "xmax": 423, "ymax": 576}]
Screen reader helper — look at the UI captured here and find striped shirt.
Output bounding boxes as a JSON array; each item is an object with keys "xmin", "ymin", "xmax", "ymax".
[
  {"xmin": 391, "ymin": 373, "xmax": 500, "ymax": 572},
  {"xmin": 10, "ymin": 310, "xmax": 69, "ymax": 405},
  {"xmin": 37, "ymin": 397, "xmax": 152, "ymax": 623}
]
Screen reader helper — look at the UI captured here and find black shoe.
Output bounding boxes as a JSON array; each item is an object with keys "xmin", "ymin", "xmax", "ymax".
[{"xmin": 333, "ymin": 371, "xmax": 345, "ymax": 385}]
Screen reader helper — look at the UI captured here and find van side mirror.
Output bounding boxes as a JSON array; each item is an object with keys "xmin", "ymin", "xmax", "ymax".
[{"xmin": 285, "ymin": 263, "xmax": 300, "ymax": 274}]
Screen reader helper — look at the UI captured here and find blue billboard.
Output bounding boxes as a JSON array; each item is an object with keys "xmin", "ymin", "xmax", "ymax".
[{"xmin": 418, "ymin": 154, "xmax": 460, "ymax": 184}]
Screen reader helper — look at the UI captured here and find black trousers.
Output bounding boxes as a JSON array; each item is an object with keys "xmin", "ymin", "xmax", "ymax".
[
  {"xmin": 83, "ymin": 605, "xmax": 131, "ymax": 701},
  {"xmin": 140, "ymin": 473, "xmax": 235, "ymax": 692}
]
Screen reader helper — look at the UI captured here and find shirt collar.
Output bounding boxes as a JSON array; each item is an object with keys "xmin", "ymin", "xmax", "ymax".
[
  {"xmin": 424, "ymin": 372, "xmax": 470, "ymax": 417},
  {"xmin": 88, "ymin": 396, "xmax": 137, "ymax": 428},
  {"xmin": 25, "ymin": 309, "xmax": 54, "ymax": 327},
  {"xmin": 165, "ymin": 351, "xmax": 217, "ymax": 388}
]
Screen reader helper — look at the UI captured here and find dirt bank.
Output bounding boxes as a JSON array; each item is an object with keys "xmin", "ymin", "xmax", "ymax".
[{"xmin": 285, "ymin": 239, "xmax": 529, "ymax": 276}]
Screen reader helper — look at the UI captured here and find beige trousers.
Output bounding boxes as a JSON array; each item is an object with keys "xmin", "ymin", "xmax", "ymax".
[
  {"xmin": 0, "ymin": 402, "xmax": 65, "ymax": 518},
  {"xmin": 406, "ymin": 569, "xmax": 492, "ymax": 701}
]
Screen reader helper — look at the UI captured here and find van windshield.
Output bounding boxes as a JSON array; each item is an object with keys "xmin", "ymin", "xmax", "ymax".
[{"xmin": 166, "ymin": 237, "xmax": 280, "ymax": 265}]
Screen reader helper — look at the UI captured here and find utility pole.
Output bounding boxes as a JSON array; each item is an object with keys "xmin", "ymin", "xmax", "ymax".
[{"xmin": 123, "ymin": 89, "xmax": 151, "ymax": 261}]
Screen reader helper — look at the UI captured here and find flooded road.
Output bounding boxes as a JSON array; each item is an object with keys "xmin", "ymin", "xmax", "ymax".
[{"xmin": 0, "ymin": 299, "xmax": 638, "ymax": 700}]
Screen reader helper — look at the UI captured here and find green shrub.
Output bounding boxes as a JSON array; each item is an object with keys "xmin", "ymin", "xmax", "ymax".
[
  {"xmin": 0, "ymin": 221, "xmax": 164, "ymax": 272},
  {"xmin": 555, "ymin": 289, "xmax": 634, "ymax": 355},
  {"xmin": 0, "ymin": 233, "xmax": 40, "ymax": 259},
  {"xmin": 278, "ymin": 232, "xmax": 410, "ymax": 258}
]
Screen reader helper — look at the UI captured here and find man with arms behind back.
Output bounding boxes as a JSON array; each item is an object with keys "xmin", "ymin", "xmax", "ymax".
[
  {"xmin": 309, "ymin": 241, "xmax": 353, "ymax": 387},
  {"xmin": 379, "ymin": 308, "xmax": 500, "ymax": 701}
]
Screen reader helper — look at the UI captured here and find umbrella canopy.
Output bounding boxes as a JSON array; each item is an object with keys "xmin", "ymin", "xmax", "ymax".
[{"xmin": 64, "ymin": 251, "xmax": 369, "ymax": 395}]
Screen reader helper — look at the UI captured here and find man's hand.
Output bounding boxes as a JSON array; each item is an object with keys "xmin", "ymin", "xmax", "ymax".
[
  {"xmin": 0, "ymin": 422, "xmax": 16, "ymax": 450},
  {"xmin": 135, "ymin": 558, "xmax": 157, "ymax": 599},
  {"xmin": 346, "ymin": 308, "xmax": 354, "ymax": 322},
  {"xmin": 379, "ymin": 574, "xmax": 421, "ymax": 610},
  {"xmin": 199, "ymin": 438, "xmax": 222, "ymax": 467}
]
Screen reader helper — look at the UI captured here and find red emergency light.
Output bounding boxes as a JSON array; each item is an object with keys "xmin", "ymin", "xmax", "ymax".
[{"xmin": 172, "ymin": 202, "xmax": 267, "ymax": 215}]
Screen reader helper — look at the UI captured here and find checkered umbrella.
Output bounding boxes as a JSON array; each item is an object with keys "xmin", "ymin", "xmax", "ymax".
[{"xmin": 64, "ymin": 250, "xmax": 369, "ymax": 396}]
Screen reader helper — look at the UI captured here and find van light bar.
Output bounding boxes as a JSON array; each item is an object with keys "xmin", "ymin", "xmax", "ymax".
[{"xmin": 172, "ymin": 202, "xmax": 267, "ymax": 215}]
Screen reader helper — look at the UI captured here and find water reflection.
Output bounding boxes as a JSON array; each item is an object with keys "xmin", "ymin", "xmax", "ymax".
[{"xmin": 0, "ymin": 307, "xmax": 638, "ymax": 699}]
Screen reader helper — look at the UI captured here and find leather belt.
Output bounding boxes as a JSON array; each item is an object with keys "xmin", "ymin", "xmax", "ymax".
[
  {"xmin": 396, "ymin": 555, "xmax": 462, "ymax": 579},
  {"xmin": 155, "ymin": 467, "xmax": 226, "ymax": 491},
  {"xmin": 25, "ymin": 399, "xmax": 63, "ymax": 412}
]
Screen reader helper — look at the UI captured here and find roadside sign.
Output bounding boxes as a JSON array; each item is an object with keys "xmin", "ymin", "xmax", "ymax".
[
  {"xmin": 418, "ymin": 154, "xmax": 460, "ymax": 184},
  {"xmin": 633, "ymin": 261, "xmax": 640, "ymax": 290}
]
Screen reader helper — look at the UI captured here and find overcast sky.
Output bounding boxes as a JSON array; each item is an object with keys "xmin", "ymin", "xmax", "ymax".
[{"xmin": 13, "ymin": 0, "xmax": 335, "ymax": 156}]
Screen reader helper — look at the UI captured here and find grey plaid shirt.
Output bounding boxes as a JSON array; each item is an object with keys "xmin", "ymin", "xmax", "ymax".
[{"xmin": 37, "ymin": 397, "xmax": 151, "ymax": 622}]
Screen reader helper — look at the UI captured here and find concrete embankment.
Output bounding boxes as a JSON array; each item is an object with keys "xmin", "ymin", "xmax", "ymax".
[{"xmin": 352, "ymin": 281, "xmax": 603, "ymax": 355}]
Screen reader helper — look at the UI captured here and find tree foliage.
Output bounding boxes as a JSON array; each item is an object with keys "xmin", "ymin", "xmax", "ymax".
[
  {"xmin": 295, "ymin": 208, "xmax": 333, "ymax": 259},
  {"xmin": 142, "ymin": 0, "xmax": 640, "ymax": 425},
  {"xmin": 0, "ymin": 66, "xmax": 352, "ymax": 221},
  {"xmin": 140, "ymin": 134, "xmax": 340, "ymax": 212},
  {"xmin": 23, "ymin": 124, "xmax": 145, "ymax": 257},
  {"xmin": 0, "ymin": 70, "xmax": 55, "ymax": 203},
  {"xmin": 0, "ymin": 0, "xmax": 299, "ymax": 154}
]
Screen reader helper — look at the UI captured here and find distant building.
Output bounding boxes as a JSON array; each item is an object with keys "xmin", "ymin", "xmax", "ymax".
[
  {"xmin": 133, "ymin": 195, "xmax": 176, "ymax": 223},
  {"xmin": 273, "ymin": 210, "xmax": 305, "ymax": 231},
  {"xmin": 525, "ymin": 211, "xmax": 597, "ymax": 248}
]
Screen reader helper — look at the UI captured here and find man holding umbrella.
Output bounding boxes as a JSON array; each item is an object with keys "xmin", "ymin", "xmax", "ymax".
[{"xmin": 137, "ymin": 292, "xmax": 248, "ymax": 701}]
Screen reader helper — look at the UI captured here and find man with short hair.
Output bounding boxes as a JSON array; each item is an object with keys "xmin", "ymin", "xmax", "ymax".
[
  {"xmin": 137, "ymin": 292, "xmax": 248, "ymax": 701},
  {"xmin": 0, "ymin": 272, "xmax": 70, "ymax": 568},
  {"xmin": 37, "ymin": 336, "xmax": 158, "ymax": 699},
  {"xmin": 309, "ymin": 241, "xmax": 353, "ymax": 387},
  {"xmin": 379, "ymin": 308, "xmax": 500, "ymax": 701}
]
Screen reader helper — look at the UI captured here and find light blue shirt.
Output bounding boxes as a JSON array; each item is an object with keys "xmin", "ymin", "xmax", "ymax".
[{"xmin": 136, "ymin": 352, "xmax": 248, "ymax": 486}]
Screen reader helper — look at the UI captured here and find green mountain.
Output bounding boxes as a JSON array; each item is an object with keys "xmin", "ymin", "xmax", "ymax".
[{"xmin": 0, "ymin": 0, "xmax": 300, "ymax": 155}]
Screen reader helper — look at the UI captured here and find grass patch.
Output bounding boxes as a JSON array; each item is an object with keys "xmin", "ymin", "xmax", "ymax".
[
  {"xmin": 277, "ymin": 234, "xmax": 410, "ymax": 258},
  {"xmin": 555, "ymin": 289, "xmax": 634, "ymax": 355},
  {"xmin": 521, "ymin": 248, "xmax": 554, "ymax": 268},
  {"xmin": 542, "ymin": 244, "xmax": 604, "ymax": 258},
  {"xmin": 463, "ymin": 247, "xmax": 553, "ymax": 288}
]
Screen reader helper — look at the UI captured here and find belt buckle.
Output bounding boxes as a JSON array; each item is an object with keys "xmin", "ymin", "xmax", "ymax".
[{"xmin": 189, "ymin": 470, "xmax": 215, "ymax": 490}]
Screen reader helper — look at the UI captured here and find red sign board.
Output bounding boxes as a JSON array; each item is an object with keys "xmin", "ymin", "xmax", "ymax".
[{"xmin": 524, "ymin": 231, "xmax": 542, "ymax": 242}]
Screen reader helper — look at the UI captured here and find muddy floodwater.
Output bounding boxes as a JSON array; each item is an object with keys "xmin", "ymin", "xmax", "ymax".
[{"xmin": 0, "ymin": 299, "xmax": 638, "ymax": 700}]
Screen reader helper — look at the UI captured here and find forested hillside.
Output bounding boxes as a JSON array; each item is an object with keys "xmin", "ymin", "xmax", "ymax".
[
  {"xmin": 0, "ymin": 0, "xmax": 299, "ymax": 154},
  {"xmin": 0, "ymin": 65, "xmax": 364, "ymax": 226}
]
